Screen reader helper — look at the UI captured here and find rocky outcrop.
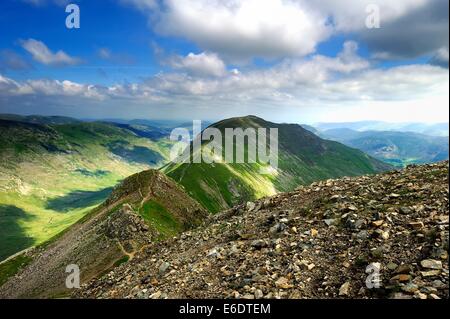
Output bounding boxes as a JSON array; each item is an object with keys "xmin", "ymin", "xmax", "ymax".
[{"xmin": 76, "ymin": 162, "xmax": 449, "ymax": 299}]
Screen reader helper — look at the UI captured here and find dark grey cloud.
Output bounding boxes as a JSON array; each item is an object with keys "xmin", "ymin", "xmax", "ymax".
[{"xmin": 360, "ymin": 0, "xmax": 448, "ymax": 59}]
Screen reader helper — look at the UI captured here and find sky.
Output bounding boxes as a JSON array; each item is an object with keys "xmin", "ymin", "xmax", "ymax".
[{"xmin": 0, "ymin": 0, "xmax": 448, "ymax": 123}]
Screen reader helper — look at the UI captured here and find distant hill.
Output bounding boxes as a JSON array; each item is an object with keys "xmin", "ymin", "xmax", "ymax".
[
  {"xmin": 98, "ymin": 118, "xmax": 213, "ymax": 131},
  {"xmin": 322, "ymin": 128, "xmax": 449, "ymax": 167},
  {"xmin": 108, "ymin": 122, "xmax": 172, "ymax": 140},
  {"xmin": 163, "ymin": 116, "xmax": 391, "ymax": 212},
  {"xmin": 0, "ymin": 114, "xmax": 82, "ymax": 125},
  {"xmin": 0, "ymin": 118, "xmax": 174, "ymax": 261}
]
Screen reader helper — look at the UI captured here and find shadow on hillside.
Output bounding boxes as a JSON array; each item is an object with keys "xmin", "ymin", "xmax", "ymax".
[
  {"xmin": 74, "ymin": 168, "xmax": 110, "ymax": 177},
  {"xmin": 45, "ymin": 187, "xmax": 114, "ymax": 212},
  {"xmin": 0, "ymin": 205, "xmax": 35, "ymax": 262},
  {"xmin": 106, "ymin": 141, "xmax": 164, "ymax": 165}
]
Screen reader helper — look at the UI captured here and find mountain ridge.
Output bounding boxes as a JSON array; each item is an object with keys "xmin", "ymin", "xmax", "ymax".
[
  {"xmin": 0, "ymin": 169, "xmax": 207, "ymax": 298},
  {"xmin": 75, "ymin": 161, "xmax": 449, "ymax": 299}
]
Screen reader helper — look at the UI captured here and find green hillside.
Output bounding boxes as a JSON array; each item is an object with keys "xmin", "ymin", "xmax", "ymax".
[
  {"xmin": 163, "ymin": 116, "xmax": 391, "ymax": 212},
  {"xmin": 0, "ymin": 119, "xmax": 173, "ymax": 261}
]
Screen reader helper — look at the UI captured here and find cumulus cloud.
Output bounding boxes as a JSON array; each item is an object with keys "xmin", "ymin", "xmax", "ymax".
[
  {"xmin": 1, "ymin": 42, "xmax": 447, "ymax": 116},
  {"xmin": 169, "ymin": 52, "xmax": 227, "ymax": 77},
  {"xmin": 304, "ymin": 0, "xmax": 448, "ymax": 60},
  {"xmin": 20, "ymin": 39, "xmax": 81, "ymax": 66},
  {"xmin": 124, "ymin": 0, "xmax": 448, "ymax": 62},
  {"xmin": 20, "ymin": 1, "xmax": 448, "ymax": 68},
  {"xmin": 0, "ymin": 76, "xmax": 105, "ymax": 99},
  {"xmin": 129, "ymin": 0, "xmax": 330, "ymax": 61}
]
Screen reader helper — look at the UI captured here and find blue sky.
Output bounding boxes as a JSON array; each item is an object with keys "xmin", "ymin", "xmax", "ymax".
[
  {"xmin": 1, "ymin": 0, "xmax": 160, "ymax": 84},
  {"xmin": 0, "ymin": 0, "xmax": 448, "ymax": 123}
]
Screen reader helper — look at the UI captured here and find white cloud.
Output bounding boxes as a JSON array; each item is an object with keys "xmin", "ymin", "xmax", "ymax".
[
  {"xmin": 0, "ymin": 74, "xmax": 19, "ymax": 92},
  {"xmin": 149, "ymin": 41, "xmax": 370, "ymax": 97},
  {"xmin": 2, "ymin": 41, "xmax": 448, "ymax": 122},
  {"xmin": 169, "ymin": 52, "xmax": 227, "ymax": 77},
  {"xmin": 20, "ymin": 39, "xmax": 81, "ymax": 66},
  {"xmin": 0, "ymin": 76, "xmax": 106, "ymax": 99},
  {"xmin": 132, "ymin": 0, "xmax": 331, "ymax": 61}
]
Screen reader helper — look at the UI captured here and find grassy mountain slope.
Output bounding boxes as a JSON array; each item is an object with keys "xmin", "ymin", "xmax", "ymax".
[
  {"xmin": 322, "ymin": 128, "xmax": 449, "ymax": 167},
  {"xmin": 0, "ymin": 169, "xmax": 207, "ymax": 298},
  {"xmin": 0, "ymin": 119, "xmax": 173, "ymax": 261},
  {"xmin": 163, "ymin": 116, "xmax": 391, "ymax": 212}
]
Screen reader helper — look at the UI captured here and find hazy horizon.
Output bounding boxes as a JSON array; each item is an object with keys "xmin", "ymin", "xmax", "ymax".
[{"xmin": 1, "ymin": 112, "xmax": 449, "ymax": 129}]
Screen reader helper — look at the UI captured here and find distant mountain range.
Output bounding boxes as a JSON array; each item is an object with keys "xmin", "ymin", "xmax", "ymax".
[
  {"xmin": 309, "ymin": 127, "xmax": 449, "ymax": 167},
  {"xmin": 0, "ymin": 114, "xmax": 82, "ymax": 125},
  {"xmin": 313, "ymin": 121, "xmax": 449, "ymax": 137}
]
